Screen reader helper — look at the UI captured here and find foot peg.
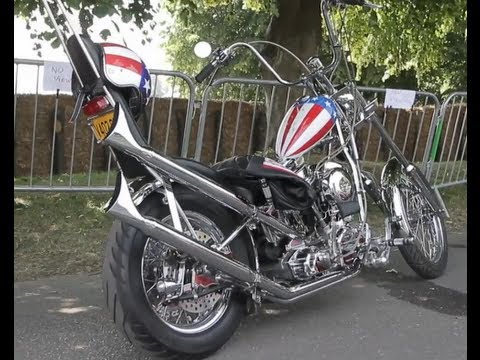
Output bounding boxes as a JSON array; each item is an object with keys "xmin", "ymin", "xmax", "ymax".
[{"xmin": 387, "ymin": 238, "xmax": 414, "ymax": 246}]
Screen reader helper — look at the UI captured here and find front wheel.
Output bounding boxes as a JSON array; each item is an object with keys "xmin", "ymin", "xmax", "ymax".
[
  {"xmin": 102, "ymin": 190, "xmax": 250, "ymax": 359},
  {"xmin": 393, "ymin": 178, "xmax": 448, "ymax": 279}
]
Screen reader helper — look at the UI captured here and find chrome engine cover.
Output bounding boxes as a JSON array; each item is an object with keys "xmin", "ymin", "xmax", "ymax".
[
  {"xmin": 283, "ymin": 219, "xmax": 362, "ymax": 280},
  {"xmin": 282, "ymin": 240, "xmax": 332, "ymax": 280},
  {"xmin": 321, "ymin": 162, "xmax": 355, "ymax": 203}
]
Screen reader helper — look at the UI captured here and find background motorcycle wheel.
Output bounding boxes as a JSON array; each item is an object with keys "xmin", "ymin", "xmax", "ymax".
[
  {"xmin": 393, "ymin": 179, "xmax": 448, "ymax": 279},
  {"xmin": 102, "ymin": 189, "xmax": 251, "ymax": 359}
]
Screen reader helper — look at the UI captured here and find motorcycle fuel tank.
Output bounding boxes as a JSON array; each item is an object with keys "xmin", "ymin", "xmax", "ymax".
[{"xmin": 275, "ymin": 95, "xmax": 339, "ymax": 161}]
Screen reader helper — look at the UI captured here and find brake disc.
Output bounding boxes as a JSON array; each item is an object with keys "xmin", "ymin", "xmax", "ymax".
[{"xmin": 178, "ymin": 292, "xmax": 223, "ymax": 313}]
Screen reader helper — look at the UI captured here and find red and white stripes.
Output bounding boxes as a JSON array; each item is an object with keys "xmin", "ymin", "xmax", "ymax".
[{"xmin": 275, "ymin": 98, "xmax": 335, "ymax": 161}]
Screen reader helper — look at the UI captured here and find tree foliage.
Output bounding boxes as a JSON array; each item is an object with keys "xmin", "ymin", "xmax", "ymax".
[
  {"xmin": 14, "ymin": 0, "xmax": 160, "ymax": 56},
  {"xmin": 162, "ymin": 1, "xmax": 270, "ymax": 80},
  {"xmin": 163, "ymin": 0, "xmax": 467, "ymax": 95},
  {"xmin": 337, "ymin": 0, "xmax": 467, "ymax": 94},
  {"xmin": 14, "ymin": 0, "xmax": 467, "ymax": 95}
]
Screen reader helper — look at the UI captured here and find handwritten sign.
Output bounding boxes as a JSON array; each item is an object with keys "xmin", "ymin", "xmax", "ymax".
[
  {"xmin": 43, "ymin": 61, "xmax": 73, "ymax": 92},
  {"xmin": 384, "ymin": 88, "xmax": 416, "ymax": 109}
]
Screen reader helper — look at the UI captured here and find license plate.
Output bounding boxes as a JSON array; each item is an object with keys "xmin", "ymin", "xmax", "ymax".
[{"xmin": 91, "ymin": 111, "xmax": 114, "ymax": 141}]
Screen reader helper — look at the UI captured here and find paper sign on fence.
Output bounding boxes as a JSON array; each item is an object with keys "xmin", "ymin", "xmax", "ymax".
[
  {"xmin": 384, "ymin": 88, "xmax": 416, "ymax": 109},
  {"xmin": 43, "ymin": 61, "xmax": 73, "ymax": 92}
]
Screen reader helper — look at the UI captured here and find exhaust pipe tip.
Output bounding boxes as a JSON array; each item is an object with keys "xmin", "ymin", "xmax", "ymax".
[
  {"xmin": 106, "ymin": 171, "xmax": 143, "ymax": 222},
  {"xmin": 104, "ymin": 172, "xmax": 122, "ymax": 213}
]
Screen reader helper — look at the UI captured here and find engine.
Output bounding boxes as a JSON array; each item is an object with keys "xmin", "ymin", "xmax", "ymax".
[
  {"xmin": 281, "ymin": 225, "xmax": 359, "ymax": 280},
  {"xmin": 284, "ymin": 245, "xmax": 331, "ymax": 279},
  {"xmin": 259, "ymin": 160, "xmax": 362, "ymax": 282},
  {"xmin": 260, "ymin": 224, "xmax": 359, "ymax": 282}
]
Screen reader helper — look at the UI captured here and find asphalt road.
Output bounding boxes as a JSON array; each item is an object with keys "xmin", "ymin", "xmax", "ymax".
[{"xmin": 14, "ymin": 230, "xmax": 467, "ymax": 360}]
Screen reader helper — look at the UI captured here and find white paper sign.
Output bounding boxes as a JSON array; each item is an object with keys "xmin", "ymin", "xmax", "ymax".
[
  {"xmin": 384, "ymin": 88, "xmax": 416, "ymax": 109},
  {"xmin": 43, "ymin": 61, "xmax": 73, "ymax": 92}
]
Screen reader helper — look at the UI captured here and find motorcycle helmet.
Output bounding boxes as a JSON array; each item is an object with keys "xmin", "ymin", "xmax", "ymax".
[
  {"xmin": 100, "ymin": 42, "xmax": 152, "ymax": 117},
  {"xmin": 71, "ymin": 39, "xmax": 152, "ymax": 121}
]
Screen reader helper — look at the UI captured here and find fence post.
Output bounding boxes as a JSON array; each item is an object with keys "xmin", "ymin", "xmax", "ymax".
[{"xmin": 418, "ymin": 93, "xmax": 441, "ymax": 177}]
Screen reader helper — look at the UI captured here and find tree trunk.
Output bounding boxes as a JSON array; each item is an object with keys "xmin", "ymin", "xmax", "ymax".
[{"xmin": 260, "ymin": 0, "xmax": 322, "ymax": 150}]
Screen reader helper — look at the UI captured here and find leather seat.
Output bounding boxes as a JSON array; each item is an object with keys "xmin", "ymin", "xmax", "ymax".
[
  {"xmin": 170, "ymin": 156, "xmax": 316, "ymax": 211},
  {"xmin": 212, "ymin": 155, "xmax": 316, "ymax": 211},
  {"xmin": 171, "ymin": 157, "xmax": 224, "ymax": 184},
  {"xmin": 170, "ymin": 157, "xmax": 259, "ymax": 205}
]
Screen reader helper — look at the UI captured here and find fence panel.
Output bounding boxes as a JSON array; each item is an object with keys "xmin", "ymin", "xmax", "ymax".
[
  {"xmin": 355, "ymin": 87, "xmax": 441, "ymax": 178},
  {"xmin": 193, "ymin": 78, "xmax": 310, "ymax": 164},
  {"xmin": 194, "ymin": 80, "xmax": 442, "ymax": 183},
  {"xmin": 425, "ymin": 92, "xmax": 467, "ymax": 188},
  {"xmin": 13, "ymin": 58, "xmax": 195, "ymax": 192},
  {"xmin": 14, "ymin": 61, "xmax": 465, "ymax": 192}
]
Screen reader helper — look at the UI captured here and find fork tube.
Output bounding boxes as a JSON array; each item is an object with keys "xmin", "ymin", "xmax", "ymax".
[
  {"xmin": 348, "ymin": 128, "xmax": 368, "ymax": 218},
  {"xmin": 321, "ymin": 0, "xmax": 342, "ymax": 76}
]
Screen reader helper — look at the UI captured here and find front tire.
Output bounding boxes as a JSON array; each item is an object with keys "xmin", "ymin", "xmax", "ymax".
[
  {"xmin": 393, "ymin": 178, "xmax": 448, "ymax": 279},
  {"xmin": 102, "ymin": 190, "xmax": 250, "ymax": 359}
]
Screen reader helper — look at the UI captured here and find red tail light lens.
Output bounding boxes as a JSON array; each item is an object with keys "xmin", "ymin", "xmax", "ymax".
[{"xmin": 82, "ymin": 96, "xmax": 110, "ymax": 117}]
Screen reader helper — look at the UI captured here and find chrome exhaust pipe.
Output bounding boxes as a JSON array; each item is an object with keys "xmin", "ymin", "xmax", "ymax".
[
  {"xmin": 106, "ymin": 172, "xmax": 360, "ymax": 303},
  {"xmin": 103, "ymin": 104, "xmax": 301, "ymax": 239}
]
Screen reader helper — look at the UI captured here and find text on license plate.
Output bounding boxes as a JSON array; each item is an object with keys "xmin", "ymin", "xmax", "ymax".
[{"xmin": 91, "ymin": 112, "xmax": 114, "ymax": 141}]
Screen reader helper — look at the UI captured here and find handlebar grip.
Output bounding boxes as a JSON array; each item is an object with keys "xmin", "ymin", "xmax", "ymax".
[{"xmin": 195, "ymin": 62, "xmax": 216, "ymax": 83}]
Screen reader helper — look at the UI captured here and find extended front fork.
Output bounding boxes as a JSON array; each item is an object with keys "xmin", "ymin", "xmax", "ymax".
[
  {"xmin": 354, "ymin": 104, "xmax": 449, "ymax": 267},
  {"xmin": 338, "ymin": 101, "xmax": 448, "ymax": 267}
]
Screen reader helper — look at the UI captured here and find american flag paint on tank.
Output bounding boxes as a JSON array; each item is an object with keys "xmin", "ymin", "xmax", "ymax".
[{"xmin": 275, "ymin": 95, "xmax": 339, "ymax": 161}]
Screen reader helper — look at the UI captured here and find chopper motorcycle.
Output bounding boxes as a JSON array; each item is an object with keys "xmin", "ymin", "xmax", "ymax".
[{"xmin": 40, "ymin": 0, "xmax": 449, "ymax": 358}]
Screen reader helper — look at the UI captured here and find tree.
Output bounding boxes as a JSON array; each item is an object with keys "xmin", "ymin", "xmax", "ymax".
[
  {"xmin": 161, "ymin": 1, "xmax": 270, "ymax": 99},
  {"xmin": 15, "ymin": 0, "xmax": 467, "ymax": 94},
  {"xmin": 14, "ymin": 0, "xmax": 160, "ymax": 53},
  {"xmin": 162, "ymin": 0, "xmax": 466, "ymax": 145},
  {"xmin": 338, "ymin": 0, "xmax": 467, "ymax": 95},
  {"xmin": 163, "ymin": 0, "xmax": 466, "ymax": 94}
]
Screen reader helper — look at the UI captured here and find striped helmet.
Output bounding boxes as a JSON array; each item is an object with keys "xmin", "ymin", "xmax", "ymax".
[{"xmin": 100, "ymin": 43, "xmax": 152, "ymax": 110}]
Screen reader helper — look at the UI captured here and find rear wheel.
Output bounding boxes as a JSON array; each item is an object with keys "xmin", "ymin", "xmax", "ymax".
[
  {"xmin": 393, "ymin": 177, "xmax": 448, "ymax": 279},
  {"xmin": 103, "ymin": 190, "xmax": 250, "ymax": 359}
]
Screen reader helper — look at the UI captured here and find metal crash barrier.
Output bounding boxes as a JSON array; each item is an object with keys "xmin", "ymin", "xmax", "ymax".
[{"xmin": 13, "ymin": 58, "xmax": 466, "ymax": 192}]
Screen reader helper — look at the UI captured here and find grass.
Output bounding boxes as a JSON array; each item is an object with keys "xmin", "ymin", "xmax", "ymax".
[
  {"xmin": 436, "ymin": 184, "xmax": 468, "ymax": 232},
  {"xmin": 14, "ymin": 193, "xmax": 112, "ymax": 282},
  {"xmin": 365, "ymin": 185, "xmax": 467, "ymax": 234},
  {"xmin": 14, "ymin": 171, "xmax": 117, "ymax": 187},
  {"xmin": 14, "ymin": 179, "xmax": 467, "ymax": 282}
]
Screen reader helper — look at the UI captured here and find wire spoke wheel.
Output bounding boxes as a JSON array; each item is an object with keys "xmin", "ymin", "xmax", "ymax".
[
  {"xmin": 393, "ymin": 173, "xmax": 448, "ymax": 279},
  {"xmin": 401, "ymin": 185, "xmax": 445, "ymax": 263},
  {"xmin": 141, "ymin": 211, "xmax": 232, "ymax": 334}
]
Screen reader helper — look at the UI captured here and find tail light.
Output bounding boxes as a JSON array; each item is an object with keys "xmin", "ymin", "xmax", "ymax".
[{"xmin": 82, "ymin": 96, "xmax": 111, "ymax": 117}]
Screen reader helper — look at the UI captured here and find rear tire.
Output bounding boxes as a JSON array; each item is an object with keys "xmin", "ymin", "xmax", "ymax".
[{"xmin": 102, "ymin": 190, "xmax": 250, "ymax": 359}]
